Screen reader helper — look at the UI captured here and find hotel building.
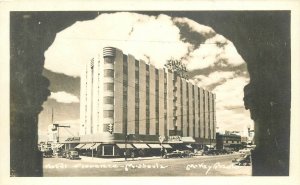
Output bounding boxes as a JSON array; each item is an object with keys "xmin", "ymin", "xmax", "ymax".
[{"xmin": 79, "ymin": 47, "xmax": 216, "ymax": 156}]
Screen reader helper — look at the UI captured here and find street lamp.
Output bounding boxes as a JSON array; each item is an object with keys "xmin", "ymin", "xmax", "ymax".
[{"xmin": 125, "ymin": 134, "xmax": 129, "ymax": 161}]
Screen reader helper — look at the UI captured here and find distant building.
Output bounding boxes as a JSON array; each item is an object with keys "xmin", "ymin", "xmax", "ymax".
[
  {"xmin": 47, "ymin": 124, "xmax": 57, "ymax": 143},
  {"xmin": 216, "ymin": 133, "xmax": 242, "ymax": 150},
  {"xmin": 79, "ymin": 47, "xmax": 216, "ymax": 156}
]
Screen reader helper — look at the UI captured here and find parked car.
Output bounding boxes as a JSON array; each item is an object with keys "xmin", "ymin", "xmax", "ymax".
[
  {"xmin": 57, "ymin": 150, "xmax": 65, "ymax": 158},
  {"xmin": 233, "ymin": 154, "xmax": 251, "ymax": 166},
  {"xmin": 218, "ymin": 149, "xmax": 234, "ymax": 155},
  {"xmin": 165, "ymin": 150, "xmax": 183, "ymax": 158},
  {"xmin": 42, "ymin": 149, "xmax": 53, "ymax": 158},
  {"xmin": 238, "ymin": 148, "xmax": 252, "ymax": 156},
  {"xmin": 65, "ymin": 150, "xmax": 80, "ymax": 160},
  {"xmin": 165, "ymin": 150, "xmax": 194, "ymax": 158},
  {"xmin": 203, "ymin": 149, "xmax": 220, "ymax": 156}
]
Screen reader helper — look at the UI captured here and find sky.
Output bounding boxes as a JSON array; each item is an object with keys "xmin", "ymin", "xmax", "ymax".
[{"xmin": 38, "ymin": 12, "xmax": 253, "ymax": 141}]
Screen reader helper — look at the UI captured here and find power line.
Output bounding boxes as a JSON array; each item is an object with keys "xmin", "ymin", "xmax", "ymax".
[{"xmin": 59, "ymin": 36, "xmax": 227, "ymax": 45}]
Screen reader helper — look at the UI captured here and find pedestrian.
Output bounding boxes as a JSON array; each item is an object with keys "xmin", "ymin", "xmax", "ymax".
[
  {"xmin": 161, "ymin": 148, "xmax": 165, "ymax": 158},
  {"xmin": 131, "ymin": 149, "xmax": 135, "ymax": 161},
  {"xmin": 164, "ymin": 148, "xmax": 167, "ymax": 158}
]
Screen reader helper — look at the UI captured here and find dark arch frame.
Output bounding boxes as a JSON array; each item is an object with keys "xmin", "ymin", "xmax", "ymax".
[{"xmin": 10, "ymin": 11, "xmax": 290, "ymax": 176}]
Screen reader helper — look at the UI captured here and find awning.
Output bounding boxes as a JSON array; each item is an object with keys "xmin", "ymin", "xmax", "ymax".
[
  {"xmin": 181, "ymin": 137, "xmax": 196, "ymax": 143},
  {"xmin": 116, "ymin": 143, "xmax": 134, "ymax": 149},
  {"xmin": 81, "ymin": 143, "xmax": 95, "ymax": 149},
  {"xmin": 133, "ymin": 143, "xmax": 150, "ymax": 149},
  {"xmin": 57, "ymin": 144, "xmax": 65, "ymax": 148},
  {"xmin": 206, "ymin": 145, "xmax": 215, "ymax": 148},
  {"xmin": 147, "ymin": 144, "xmax": 162, "ymax": 149},
  {"xmin": 75, "ymin": 143, "xmax": 85, "ymax": 149},
  {"xmin": 90, "ymin": 143, "xmax": 101, "ymax": 150},
  {"xmin": 162, "ymin": 144, "xmax": 172, "ymax": 149},
  {"xmin": 185, "ymin": 144, "xmax": 193, "ymax": 149}
]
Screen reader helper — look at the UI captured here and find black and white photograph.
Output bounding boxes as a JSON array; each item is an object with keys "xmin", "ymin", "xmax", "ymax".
[{"xmin": 1, "ymin": 1, "xmax": 300, "ymax": 185}]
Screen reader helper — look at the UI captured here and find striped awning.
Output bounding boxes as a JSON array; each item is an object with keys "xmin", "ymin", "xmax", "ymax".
[
  {"xmin": 147, "ymin": 144, "xmax": 162, "ymax": 149},
  {"xmin": 162, "ymin": 144, "xmax": 172, "ymax": 149},
  {"xmin": 133, "ymin": 143, "xmax": 149, "ymax": 149},
  {"xmin": 206, "ymin": 145, "xmax": 215, "ymax": 148},
  {"xmin": 185, "ymin": 144, "xmax": 193, "ymax": 149},
  {"xmin": 116, "ymin": 144, "xmax": 133, "ymax": 149},
  {"xmin": 181, "ymin": 137, "xmax": 196, "ymax": 143},
  {"xmin": 75, "ymin": 143, "xmax": 85, "ymax": 149},
  {"xmin": 81, "ymin": 143, "xmax": 95, "ymax": 150},
  {"xmin": 90, "ymin": 143, "xmax": 101, "ymax": 150}
]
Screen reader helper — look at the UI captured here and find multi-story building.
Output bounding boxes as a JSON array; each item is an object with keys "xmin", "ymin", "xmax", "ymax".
[
  {"xmin": 216, "ymin": 133, "xmax": 242, "ymax": 150},
  {"xmin": 79, "ymin": 47, "xmax": 216, "ymax": 156}
]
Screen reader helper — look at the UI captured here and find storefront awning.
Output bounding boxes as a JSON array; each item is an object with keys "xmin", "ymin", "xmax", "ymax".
[
  {"xmin": 81, "ymin": 143, "xmax": 95, "ymax": 149},
  {"xmin": 116, "ymin": 143, "xmax": 133, "ymax": 149},
  {"xmin": 181, "ymin": 137, "xmax": 195, "ymax": 143},
  {"xmin": 90, "ymin": 143, "xmax": 101, "ymax": 150},
  {"xmin": 185, "ymin": 144, "xmax": 193, "ymax": 149},
  {"xmin": 162, "ymin": 144, "xmax": 172, "ymax": 149},
  {"xmin": 147, "ymin": 144, "xmax": 162, "ymax": 149},
  {"xmin": 133, "ymin": 143, "xmax": 150, "ymax": 149},
  {"xmin": 206, "ymin": 145, "xmax": 215, "ymax": 148},
  {"xmin": 57, "ymin": 144, "xmax": 65, "ymax": 148},
  {"xmin": 75, "ymin": 143, "xmax": 85, "ymax": 149}
]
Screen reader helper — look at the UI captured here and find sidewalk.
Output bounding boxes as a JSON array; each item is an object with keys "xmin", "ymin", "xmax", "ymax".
[
  {"xmin": 79, "ymin": 153, "xmax": 241, "ymax": 163},
  {"xmin": 79, "ymin": 156, "xmax": 161, "ymax": 163}
]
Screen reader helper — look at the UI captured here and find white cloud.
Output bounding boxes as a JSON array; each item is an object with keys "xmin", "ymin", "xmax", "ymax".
[
  {"xmin": 44, "ymin": 12, "xmax": 245, "ymax": 77},
  {"xmin": 193, "ymin": 71, "xmax": 236, "ymax": 89},
  {"xmin": 45, "ymin": 12, "xmax": 191, "ymax": 76},
  {"xmin": 186, "ymin": 35, "xmax": 245, "ymax": 71},
  {"xmin": 211, "ymin": 77, "xmax": 253, "ymax": 133},
  {"xmin": 173, "ymin": 17, "xmax": 215, "ymax": 34},
  {"xmin": 44, "ymin": 12, "xmax": 251, "ymax": 133},
  {"xmin": 49, "ymin": 91, "xmax": 79, "ymax": 103}
]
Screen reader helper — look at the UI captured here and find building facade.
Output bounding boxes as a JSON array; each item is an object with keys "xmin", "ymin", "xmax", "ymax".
[
  {"xmin": 79, "ymin": 47, "xmax": 216, "ymax": 156},
  {"xmin": 216, "ymin": 133, "xmax": 242, "ymax": 150}
]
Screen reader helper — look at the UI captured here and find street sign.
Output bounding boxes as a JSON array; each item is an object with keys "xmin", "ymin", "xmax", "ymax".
[{"xmin": 107, "ymin": 123, "xmax": 114, "ymax": 134}]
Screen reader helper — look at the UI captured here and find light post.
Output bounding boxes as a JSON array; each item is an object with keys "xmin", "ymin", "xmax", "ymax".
[
  {"xmin": 209, "ymin": 128, "xmax": 212, "ymax": 150},
  {"xmin": 124, "ymin": 134, "xmax": 130, "ymax": 161}
]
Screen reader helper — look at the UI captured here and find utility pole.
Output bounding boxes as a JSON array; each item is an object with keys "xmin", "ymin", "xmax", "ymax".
[{"xmin": 52, "ymin": 123, "xmax": 71, "ymax": 143}]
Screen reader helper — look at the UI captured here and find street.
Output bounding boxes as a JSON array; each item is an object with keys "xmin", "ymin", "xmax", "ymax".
[{"xmin": 43, "ymin": 154, "xmax": 251, "ymax": 176}]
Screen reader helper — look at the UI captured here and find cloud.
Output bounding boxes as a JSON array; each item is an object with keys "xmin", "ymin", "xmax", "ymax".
[
  {"xmin": 210, "ymin": 77, "xmax": 253, "ymax": 132},
  {"xmin": 49, "ymin": 91, "xmax": 79, "ymax": 103},
  {"xmin": 44, "ymin": 12, "xmax": 244, "ymax": 77},
  {"xmin": 44, "ymin": 12, "xmax": 252, "ymax": 133},
  {"xmin": 192, "ymin": 71, "xmax": 236, "ymax": 91},
  {"xmin": 185, "ymin": 35, "xmax": 245, "ymax": 71}
]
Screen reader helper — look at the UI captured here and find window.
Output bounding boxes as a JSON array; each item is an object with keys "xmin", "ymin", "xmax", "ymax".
[
  {"xmin": 102, "ymin": 145, "xmax": 114, "ymax": 156},
  {"xmin": 104, "ymin": 69, "xmax": 114, "ymax": 77},
  {"xmin": 103, "ymin": 110, "xmax": 114, "ymax": 118},
  {"xmin": 104, "ymin": 96, "xmax": 114, "ymax": 104},
  {"xmin": 104, "ymin": 58, "xmax": 114, "ymax": 64},
  {"xmin": 104, "ymin": 83, "xmax": 114, "ymax": 91}
]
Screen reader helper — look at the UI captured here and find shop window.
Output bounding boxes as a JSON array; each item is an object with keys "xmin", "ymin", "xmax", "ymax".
[{"xmin": 102, "ymin": 145, "xmax": 114, "ymax": 156}]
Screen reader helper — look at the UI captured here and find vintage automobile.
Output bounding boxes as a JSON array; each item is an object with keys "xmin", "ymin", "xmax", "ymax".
[
  {"xmin": 164, "ymin": 150, "xmax": 194, "ymax": 158},
  {"xmin": 65, "ymin": 149, "xmax": 80, "ymax": 160},
  {"xmin": 232, "ymin": 154, "xmax": 251, "ymax": 166},
  {"xmin": 203, "ymin": 149, "xmax": 220, "ymax": 156},
  {"xmin": 42, "ymin": 149, "xmax": 53, "ymax": 158}
]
